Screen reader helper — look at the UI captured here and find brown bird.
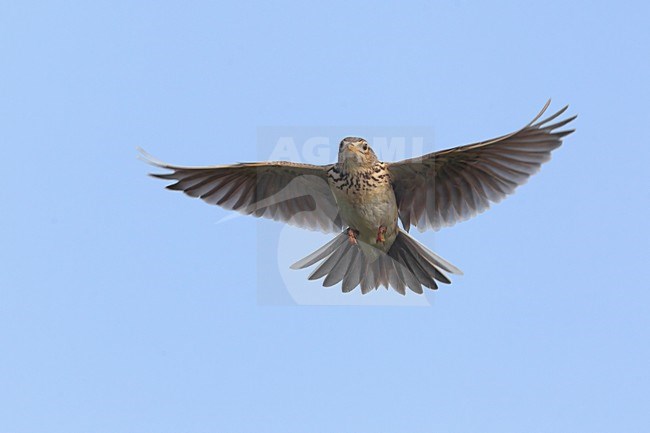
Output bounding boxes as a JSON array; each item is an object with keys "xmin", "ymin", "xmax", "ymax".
[{"xmin": 140, "ymin": 101, "xmax": 575, "ymax": 295}]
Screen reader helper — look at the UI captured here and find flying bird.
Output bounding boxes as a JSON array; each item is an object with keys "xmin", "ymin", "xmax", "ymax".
[{"xmin": 140, "ymin": 101, "xmax": 575, "ymax": 295}]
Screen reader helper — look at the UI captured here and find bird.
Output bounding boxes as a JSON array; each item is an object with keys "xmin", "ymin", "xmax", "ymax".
[{"xmin": 140, "ymin": 100, "xmax": 576, "ymax": 295}]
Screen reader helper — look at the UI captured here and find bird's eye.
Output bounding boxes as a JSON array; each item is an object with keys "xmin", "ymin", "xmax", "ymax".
[{"xmin": 362, "ymin": 143, "xmax": 368, "ymax": 151}]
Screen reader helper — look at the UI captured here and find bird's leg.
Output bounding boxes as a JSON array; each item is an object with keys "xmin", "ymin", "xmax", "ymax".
[
  {"xmin": 376, "ymin": 226, "xmax": 387, "ymax": 244},
  {"xmin": 347, "ymin": 227, "xmax": 359, "ymax": 245}
]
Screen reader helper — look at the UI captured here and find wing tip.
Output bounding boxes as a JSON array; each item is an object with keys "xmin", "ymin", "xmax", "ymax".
[
  {"xmin": 532, "ymin": 101, "xmax": 570, "ymax": 126},
  {"xmin": 528, "ymin": 99, "xmax": 553, "ymax": 125},
  {"xmin": 137, "ymin": 147, "xmax": 172, "ymax": 169}
]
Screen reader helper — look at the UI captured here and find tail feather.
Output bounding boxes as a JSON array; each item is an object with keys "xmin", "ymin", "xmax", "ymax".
[
  {"xmin": 305, "ymin": 235, "xmax": 351, "ymax": 280},
  {"xmin": 323, "ymin": 242, "xmax": 355, "ymax": 287},
  {"xmin": 359, "ymin": 259, "xmax": 374, "ymax": 294},
  {"xmin": 308, "ymin": 250, "xmax": 342, "ymax": 280},
  {"xmin": 386, "ymin": 258, "xmax": 406, "ymax": 295},
  {"xmin": 404, "ymin": 245, "xmax": 451, "ymax": 285},
  {"xmin": 290, "ymin": 234, "xmax": 347, "ymax": 270},
  {"xmin": 396, "ymin": 245, "xmax": 438, "ymax": 290},
  {"xmin": 393, "ymin": 252, "xmax": 423, "ymax": 294},
  {"xmin": 291, "ymin": 229, "xmax": 462, "ymax": 295},
  {"xmin": 342, "ymin": 250, "xmax": 363, "ymax": 293},
  {"xmin": 402, "ymin": 234, "xmax": 463, "ymax": 275}
]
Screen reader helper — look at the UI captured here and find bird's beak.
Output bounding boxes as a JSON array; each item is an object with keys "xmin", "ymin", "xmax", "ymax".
[{"xmin": 346, "ymin": 143, "xmax": 360, "ymax": 154}]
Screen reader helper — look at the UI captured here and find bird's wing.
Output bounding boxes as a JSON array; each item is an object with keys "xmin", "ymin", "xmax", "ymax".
[
  {"xmin": 389, "ymin": 101, "xmax": 576, "ymax": 232},
  {"xmin": 139, "ymin": 149, "xmax": 343, "ymax": 233}
]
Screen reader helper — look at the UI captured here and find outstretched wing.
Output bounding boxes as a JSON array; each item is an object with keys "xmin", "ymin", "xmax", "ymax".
[
  {"xmin": 390, "ymin": 101, "xmax": 576, "ymax": 232},
  {"xmin": 140, "ymin": 149, "xmax": 343, "ymax": 233}
]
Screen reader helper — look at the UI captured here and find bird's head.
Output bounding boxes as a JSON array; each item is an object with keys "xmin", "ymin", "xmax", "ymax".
[{"xmin": 337, "ymin": 137, "xmax": 378, "ymax": 170}]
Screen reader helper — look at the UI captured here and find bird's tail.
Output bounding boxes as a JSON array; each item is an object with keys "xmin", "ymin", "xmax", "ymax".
[{"xmin": 290, "ymin": 229, "xmax": 463, "ymax": 295}]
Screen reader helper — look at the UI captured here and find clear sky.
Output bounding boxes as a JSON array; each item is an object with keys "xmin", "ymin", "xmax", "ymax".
[{"xmin": 1, "ymin": 1, "xmax": 649, "ymax": 432}]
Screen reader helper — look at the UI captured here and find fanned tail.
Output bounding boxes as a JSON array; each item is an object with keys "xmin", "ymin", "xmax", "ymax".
[{"xmin": 290, "ymin": 229, "xmax": 462, "ymax": 295}]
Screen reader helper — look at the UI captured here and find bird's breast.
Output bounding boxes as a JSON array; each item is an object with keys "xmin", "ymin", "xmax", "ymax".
[{"xmin": 327, "ymin": 165, "xmax": 398, "ymax": 250}]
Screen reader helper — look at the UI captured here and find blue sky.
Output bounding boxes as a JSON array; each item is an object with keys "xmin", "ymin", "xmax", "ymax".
[{"xmin": 1, "ymin": 1, "xmax": 649, "ymax": 432}]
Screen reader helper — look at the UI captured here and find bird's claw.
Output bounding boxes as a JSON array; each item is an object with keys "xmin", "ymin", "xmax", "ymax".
[
  {"xmin": 376, "ymin": 226, "xmax": 387, "ymax": 244},
  {"xmin": 347, "ymin": 228, "xmax": 359, "ymax": 245}
]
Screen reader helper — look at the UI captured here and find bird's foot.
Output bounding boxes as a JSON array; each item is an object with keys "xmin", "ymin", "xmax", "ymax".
[
  {"xmin": 376, "ymin": 226, "xmax": 387, "ymax": 244},
  {"xmin": 347, "ymin": 228, "xmax": 359, "ymax": 245}
]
